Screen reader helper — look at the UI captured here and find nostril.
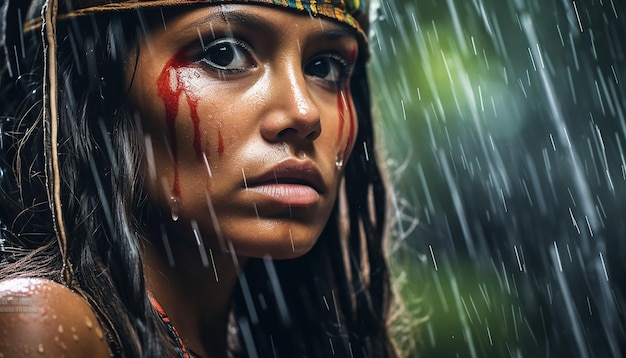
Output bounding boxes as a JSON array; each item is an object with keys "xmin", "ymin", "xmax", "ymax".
[
  {"xmin": 275, "ymin": 123, "xmax": 320, "ymax": 141},
  {"xmin": 306, "ymin": 127, "xmax": 321, "ymax": 140},
  {"xmin": 277, "ymin": 128, "xmax": 297, "ymax": 138}
]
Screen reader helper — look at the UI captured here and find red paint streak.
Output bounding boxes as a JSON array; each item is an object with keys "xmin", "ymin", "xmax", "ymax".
[
  {"xmin": 340, "ymin": 46, "xmax": 359, "ymax": 158},
  {"xmin": 344, "ymin": 83, "xmax": 356, "ymax": 159},
  {"xmin": 336, "ymin": 91, "xmax": 346, "ymax": 144},
  {"xmin": 185, "ymin": 93, "xmax": 202, "ymax": 159},
  {"xmin": 157, "ymin": 51, "xmax": 206, "ymax": 198},
  {"xmin": 344, "ymin": 47, "xmax": 359, "ymax": 157},
  {"xmin": 217, "ymin": 129, "xmax": 224, "ymax": 155},
  {"xmin": 157, "ymin": 55, "xmax": 183, "ymax": 197}
]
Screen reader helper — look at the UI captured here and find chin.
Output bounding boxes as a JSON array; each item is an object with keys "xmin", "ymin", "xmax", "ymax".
[
  {"xmin": 224, "ymin": 220, "xmax": 323, "ymax": 260},
  {"xmin": 236, "ymin": 245, "xmax": 314, "ymax": 260}
]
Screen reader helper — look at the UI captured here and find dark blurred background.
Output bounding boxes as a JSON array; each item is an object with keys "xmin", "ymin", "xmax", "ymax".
[{"xmin": 370, "ymin": 0, "xmax": 626, "ymax": 356}]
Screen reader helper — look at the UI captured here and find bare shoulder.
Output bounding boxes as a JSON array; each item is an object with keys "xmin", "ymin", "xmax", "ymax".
[{"xmin": 0, "ymin": 277, "xmax": 110, "ymax": 357}]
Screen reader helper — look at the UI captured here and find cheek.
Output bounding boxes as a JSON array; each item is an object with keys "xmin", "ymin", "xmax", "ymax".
[
  {"xmin": 337, "ymin": 49, "xmax": 360, "ymax": 162},
  {"xmin": 156, "ymin": 60, "xmax": 206, "ymax": 159},
  {"xmin": 150, "ymin": 57, "xmax": 237, "ymax": 198}
]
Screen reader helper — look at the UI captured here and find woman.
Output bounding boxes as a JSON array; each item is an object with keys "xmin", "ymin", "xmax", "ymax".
[{"xmin": 0, "ymin": 0, "xmax": 396, "ymax": 356}]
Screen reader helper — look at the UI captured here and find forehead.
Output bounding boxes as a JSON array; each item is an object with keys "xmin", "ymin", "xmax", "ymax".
[{"xmin": 153, "ymin": 4, "xmax": 358, "ymax": 41}]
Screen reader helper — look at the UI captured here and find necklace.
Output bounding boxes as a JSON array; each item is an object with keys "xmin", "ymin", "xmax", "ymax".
[{"xmin": 148, "ymin": 293, "xmax": 200, "ymax": 358}]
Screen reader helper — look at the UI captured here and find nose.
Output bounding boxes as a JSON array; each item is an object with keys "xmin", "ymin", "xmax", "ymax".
[{"xmin": 260, "ymin": 63, "xmax": 321, "ymax": 143}]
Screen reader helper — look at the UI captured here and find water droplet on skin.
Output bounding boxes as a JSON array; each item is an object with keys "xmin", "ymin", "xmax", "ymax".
[
  {"xmin": 52, "ymin": 314, "xmax": 57, "ymax": 320},
  {"xmin": 58, "ymin": 325, "xmax": 63, "ymax": 333},
  {"xmin": 168, "ymin": 67, "xmax": 177, "ymax": 91},
  {"xmin": 38, "ymin": 344, "xmax": 44, "ymax": 353},
  {"xmin": 70, "ymin": 326, "xmax": 76, "ymax": 333},
  {"xmin": 335, "ymin": 154, "xmax": 344, "ymax": 170},
  {"xmin": 84, "ymin": 316, "xmax": 93, "ymax": 329},
  {"xmin": 95, "ymin": 327, "xmax": 104, "ymax": 340},
  {"xmin": 170, "ymin": 196, "xmax": 180, "ymax": 221},
  {"xmin": 72, "ymin": 334, "xmax": 79, "ymax": 342}
]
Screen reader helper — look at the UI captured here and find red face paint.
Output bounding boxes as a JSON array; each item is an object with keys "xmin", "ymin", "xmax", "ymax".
[
  {"xmin": 344, "ymin": 83, "xmax": 356, "ymax": 159},
  {"xmin": 157, "ymin": 55, "xmax": 184, "ymax": 198},
  {"xmin": 336, "ymin": 91, "xmax": 346, "ymax": 144},
  {"xmin": 217, "ymin": 129, "xmax": 224, "ymax": 155},
  {"xmin": 157, "ymin": 51, "xmax": 218, "ymax": 198},
  {"xmin": 186, "ymin": 91, "xmax": 202, "ymax": 160},
  {"xmin": 343, "ymin": 46, "xmax": 358, "ymax": 158},
  {"xmin": 340, "ymin": 46, "xmax": 359, "ymax": 159}
]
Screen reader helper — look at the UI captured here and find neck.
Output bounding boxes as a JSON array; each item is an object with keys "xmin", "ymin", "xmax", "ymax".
[{"xmin": 142, "ymin": 228, "xmax": 243, "ymax": 358}]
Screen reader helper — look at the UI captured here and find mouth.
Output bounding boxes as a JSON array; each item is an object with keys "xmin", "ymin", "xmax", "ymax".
[{"xmin": 244, "ymin": 160, "xmax": 325, "ymax": 207}]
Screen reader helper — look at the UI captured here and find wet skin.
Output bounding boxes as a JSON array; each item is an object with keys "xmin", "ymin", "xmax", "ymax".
[
  {"xmin": 0, "ymin": 278, "xmax": 111, "ymax": 356},
  {"xmin": 130, "ymin": 4, "xmax": 360, "ymax": 259}
]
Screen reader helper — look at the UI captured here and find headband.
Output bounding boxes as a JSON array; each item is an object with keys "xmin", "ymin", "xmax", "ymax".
[{"xmin": 23, "ymin": 0, "xmax": 367, "ymax": 34}]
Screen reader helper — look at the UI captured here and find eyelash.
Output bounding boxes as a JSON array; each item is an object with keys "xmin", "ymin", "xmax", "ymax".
[
  {"xmin": 195, "ymin": 38, "xmax": 256, "ymax": 73},
  {"xmin": 310, "ymin": 53, "xmax": 352, "ymax": 84},
  {"xmin": 192, "ymin": 36, "xmax": 354, "ymax": 85}
]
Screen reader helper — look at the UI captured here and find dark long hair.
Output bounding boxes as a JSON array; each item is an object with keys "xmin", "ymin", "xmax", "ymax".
[{"xmin": 0, "ymin": 1, "xmax": 396, "ymax": 357}]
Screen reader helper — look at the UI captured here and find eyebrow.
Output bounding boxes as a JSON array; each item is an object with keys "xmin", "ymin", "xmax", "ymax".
[{"xmin": 182, "ymin": 6, "xmax": 357, "ymax": 41}]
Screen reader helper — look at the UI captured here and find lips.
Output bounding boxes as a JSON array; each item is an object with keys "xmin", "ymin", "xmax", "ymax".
[{"xmin": 244, "ymin": 160, "xmax": 326, "ymax": 206}]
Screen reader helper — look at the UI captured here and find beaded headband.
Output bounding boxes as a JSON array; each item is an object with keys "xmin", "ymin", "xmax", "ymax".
[{"xmin": 24, "ymin": 0, "xmax": 366, "ymax": 34}]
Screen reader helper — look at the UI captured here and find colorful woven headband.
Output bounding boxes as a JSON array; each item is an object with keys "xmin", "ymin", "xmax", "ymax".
[{"xmin": 24, "ymin": 0, "xmax": 366, "ymax": 34}]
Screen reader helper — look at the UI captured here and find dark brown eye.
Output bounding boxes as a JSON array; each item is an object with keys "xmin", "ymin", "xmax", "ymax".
[
  {"xmin": 305, "ymin": 55, "xmax": 348, "ymax": 84},
  {"xmin": 198, "ymin": 39, "xmax": 254, "ymax": 72}
]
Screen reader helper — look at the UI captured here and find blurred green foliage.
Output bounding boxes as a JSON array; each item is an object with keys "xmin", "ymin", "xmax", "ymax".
[
  {"xmin": 373, "ymin": 0, "xmax": 626, "ymax": 355},
  {"xmin": 369, "ymin": 0, "xmax": 532, "ymax": 356}
]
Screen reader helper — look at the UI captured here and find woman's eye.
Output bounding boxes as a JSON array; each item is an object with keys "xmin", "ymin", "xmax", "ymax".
[
  {"xmin": 197, "ymin": 39, "xmax": 254, "ymax": 73},
  {"xmin": 305, "ymin": 55, "xmax": 349, "ymax": 84}
]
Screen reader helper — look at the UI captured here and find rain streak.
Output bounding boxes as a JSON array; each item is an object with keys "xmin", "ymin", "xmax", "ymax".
[{"xmin": 371, "ymin": 0, "xmax": 626, "ymax": 356}]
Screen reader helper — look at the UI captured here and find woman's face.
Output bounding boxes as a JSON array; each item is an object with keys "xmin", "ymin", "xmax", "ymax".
[{"xmin": 129, "ymin": 4, "xmax": 359, "ymax": 259}]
